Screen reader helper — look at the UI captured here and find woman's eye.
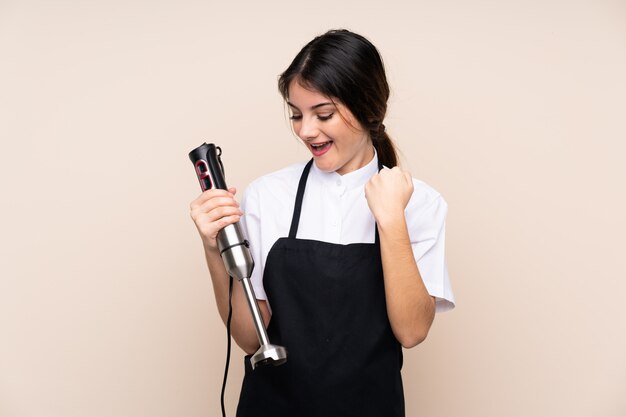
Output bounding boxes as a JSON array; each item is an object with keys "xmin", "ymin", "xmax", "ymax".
[
  {"xmin": 318, "ymin": 113, "xmax": 334, "ymax": 121},
  {"xmin": 290, "ymin": 114, "xmax": 302, "ymax": 120}
]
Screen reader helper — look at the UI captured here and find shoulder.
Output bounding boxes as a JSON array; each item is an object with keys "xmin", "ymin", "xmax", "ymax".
[
  {"xmin": 408, "ymin": 177, "xmax": 447, "ymax": 214},
  {"xmin": 378, "ymin": 164, "xmax": 445, "ymax": 213},
  {"xmin": 404, "ymin": 176, "xmax": 448, "ymax": 236}
]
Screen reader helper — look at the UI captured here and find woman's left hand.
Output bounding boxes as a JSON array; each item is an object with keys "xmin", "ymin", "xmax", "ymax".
[{"xmin": 364, "ymin": 166, "xmax": 414, "ymax": 225}]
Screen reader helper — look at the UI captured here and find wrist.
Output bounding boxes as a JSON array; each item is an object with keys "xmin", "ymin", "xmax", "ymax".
[
  {"xmin": 203, "ymin": 239, "xmax": 220, "ymax": 256},
  {"xmin": 374, "ymin": 210, "xmax": 406, "ymax": 230}
]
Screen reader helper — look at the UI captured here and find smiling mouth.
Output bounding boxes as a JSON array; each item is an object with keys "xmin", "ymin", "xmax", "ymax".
[{"xmin": 310, "ymin": 141, "xmax": 333, "ymax": 152}]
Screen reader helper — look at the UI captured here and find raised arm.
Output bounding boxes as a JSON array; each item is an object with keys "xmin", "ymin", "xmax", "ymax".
[{"xmin": 365, "ymin": 168, "xmax": 436, "ymax": 348}]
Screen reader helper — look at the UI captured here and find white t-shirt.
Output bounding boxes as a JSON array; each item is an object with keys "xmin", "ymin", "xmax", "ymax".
[{"xmin": 240, "ymin": 151, "xmax": 455, "ymax": 313}]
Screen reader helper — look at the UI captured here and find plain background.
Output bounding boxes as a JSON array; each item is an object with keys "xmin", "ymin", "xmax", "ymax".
[{"xmin": 1, "ymin": 0, "xmax": 625, "ymax": 416}]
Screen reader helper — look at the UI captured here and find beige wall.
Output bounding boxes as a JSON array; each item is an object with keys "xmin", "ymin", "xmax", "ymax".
[{"xmin": 1, "ymin": 1, "xmax": 625, "ymax": 416}]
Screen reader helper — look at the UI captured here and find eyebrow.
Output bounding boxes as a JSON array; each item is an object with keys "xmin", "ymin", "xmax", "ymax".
[{"xmin": 286, "ymin": 101, "xmax": 334, "ymax": 111}]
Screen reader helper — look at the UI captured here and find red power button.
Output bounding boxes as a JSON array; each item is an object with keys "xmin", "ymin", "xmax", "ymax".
[{"xmin": 195, "ymin": 160, "xmax": 213, "ymax": 191}]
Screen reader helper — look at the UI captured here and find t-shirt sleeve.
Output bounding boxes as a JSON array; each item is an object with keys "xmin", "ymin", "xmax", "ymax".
[
  {"xmin": 407, "ymin": 193, "xmax": 455, "ymax": 312},
  {"xmin": 239, "ymin": 181, "xmax": 268, "ymax": 301}
]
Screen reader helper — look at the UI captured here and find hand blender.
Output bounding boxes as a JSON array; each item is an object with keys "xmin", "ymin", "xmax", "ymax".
[{"xmin": 189, "ymin": 143, "xmax": 287, "ymax": 369}]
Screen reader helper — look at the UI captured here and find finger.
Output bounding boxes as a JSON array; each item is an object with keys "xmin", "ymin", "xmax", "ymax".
[
  {"xmin": 192, "ymin": 204, "xmax": 243, "ymax": 225},
  {"xmin": 373, "ymin": 169, "xmax": 387, "ymax": 182},
  {"xmin": 404, "ymin": 171, "xmax": 412, "ymax": 185},
  {"xmin": 197, "ymin": 213, "xmax": 242, "ymax": 237},
  {"xmin": 368, "ymin": 173, "xmax": 381, "ymax": 188},
  {"xmin": 202, "ymin": 205, "xmax": 244, "ymax": 223},
  {"xmin": 214, "ymin": 214, "xmax": 243, "ymax": 230},
  {"xmin": 191, "ymin": 196, "xmax": 239, "ymax": 220},
  {"xmin": 191, "ymin": 188, "xmax": 235, "ymax": 209},
  {"xmin": 201, "ymin": 188, "xmax": 235, "ymax": 200},
  {"xmin": 197, "ymin": 196, "xmax": 240, "ymax": 214}
]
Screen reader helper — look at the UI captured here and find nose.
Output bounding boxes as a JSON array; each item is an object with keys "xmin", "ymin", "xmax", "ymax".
[{"xmin": 297, "ymin": 116, "xmax": 319, "ymax": 142}]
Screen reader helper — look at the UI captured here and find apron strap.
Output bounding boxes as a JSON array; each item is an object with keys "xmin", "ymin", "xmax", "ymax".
[
  {"xmin": 288, "ymin": 159, "xmax": 314, "ymax": 239},
  {"xmin": 288, "ymin": 158, "xmax": 385, "ymax": 244},
  {"xmin": 374, "ymin": 162, "xmax": 384, "ymax": 246}
]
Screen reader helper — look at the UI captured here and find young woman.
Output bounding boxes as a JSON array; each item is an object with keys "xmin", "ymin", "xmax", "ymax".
[{"xmin": 190, "ymin": 29, "xmax": 455, "ymax": 417}]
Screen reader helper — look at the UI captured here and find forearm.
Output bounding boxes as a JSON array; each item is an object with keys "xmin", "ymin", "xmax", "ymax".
[
  {"xmin": 204, "ymin": 244, "xmax": 270, "ymax": 354},
  {"xmin": 377, "ymin": 216, "xmax": 435, "ymax": 348}
]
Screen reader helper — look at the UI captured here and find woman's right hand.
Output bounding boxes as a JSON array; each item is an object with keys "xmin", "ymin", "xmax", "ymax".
[{"xmin": 189, "ymin": 187, "xmax": 243, "ymax": 251}]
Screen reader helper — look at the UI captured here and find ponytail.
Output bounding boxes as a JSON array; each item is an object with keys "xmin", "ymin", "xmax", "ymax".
[{"xmin": 371, "ymin": 123, "xmax": 398, "ymax": 168}]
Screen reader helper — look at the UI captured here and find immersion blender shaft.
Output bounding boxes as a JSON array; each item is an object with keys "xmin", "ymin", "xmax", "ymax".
[{"xmin": 241, "ymin": 277, "xmax": 270, "ymax": 347}]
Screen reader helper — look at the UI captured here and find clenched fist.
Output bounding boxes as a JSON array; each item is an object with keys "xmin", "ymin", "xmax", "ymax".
[{"xmin": 364, "ymin": 166, "xmax": 414, "ymax": 225}]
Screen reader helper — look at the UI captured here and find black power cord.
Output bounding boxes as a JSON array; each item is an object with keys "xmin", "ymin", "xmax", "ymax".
[
  {"xmin": 218, "ymin": 150, "xmax": 233, "ymax": 417},
  {"xmin": 221, "ymin": 275, "xmax": 234, "ymax": 417}
]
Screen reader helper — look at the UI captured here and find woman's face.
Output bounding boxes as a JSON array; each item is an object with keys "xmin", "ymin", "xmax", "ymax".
[{"xmin": 287, "ymin": 81, "xmax": 373, "ymax": 175}]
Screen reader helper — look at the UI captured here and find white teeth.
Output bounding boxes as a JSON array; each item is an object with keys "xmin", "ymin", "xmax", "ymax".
[{"xmin": 311, "ymin": 142, "xmax": 330, "ymax": 149}]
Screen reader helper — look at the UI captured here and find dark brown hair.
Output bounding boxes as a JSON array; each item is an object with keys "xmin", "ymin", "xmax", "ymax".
[{"xmin": 278, "ymin": 29, "xmax": 398, "ymax": 167}]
